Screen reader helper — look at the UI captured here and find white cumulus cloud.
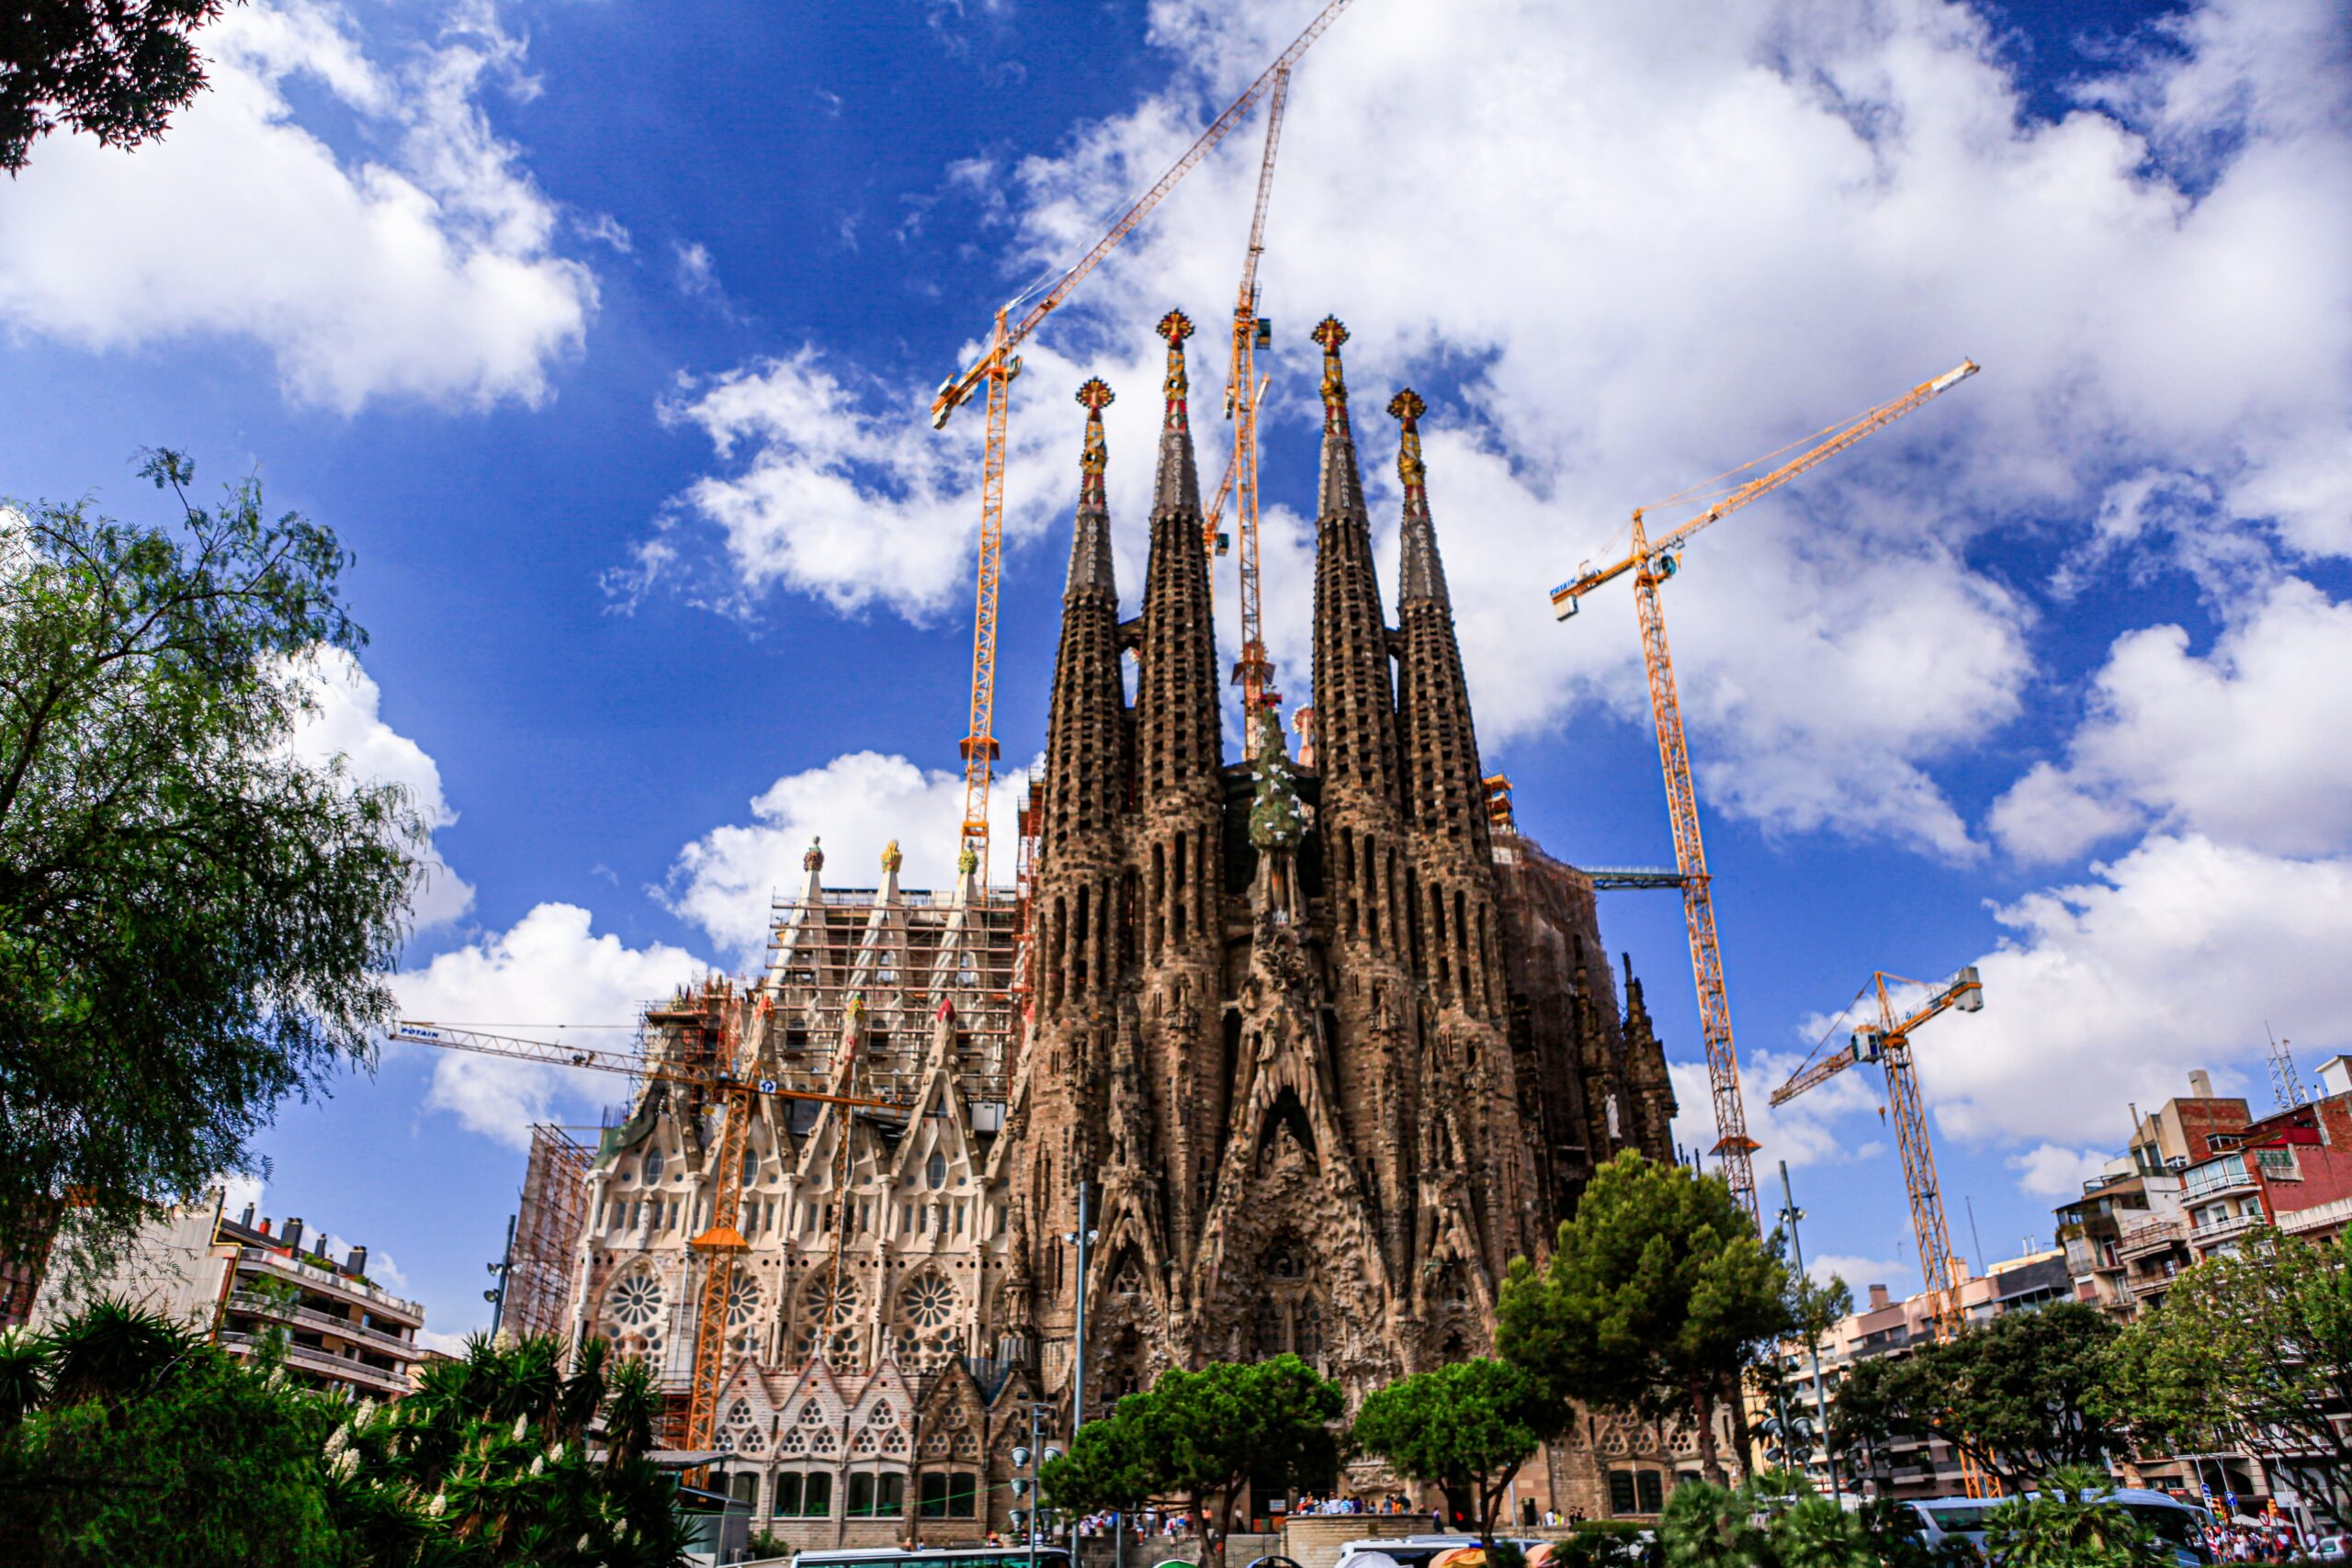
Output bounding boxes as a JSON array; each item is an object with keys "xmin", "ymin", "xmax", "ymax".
[
  {"xmin": 287, "ymin": 647, "xmax": 474, "ymax": 930},
  {"xmin": 393, "ymin": 904, "xmax": 706, "ymax": 1148},
  {"xmin": 2007, "ymin": 1144, "xmax": 2115, "ymax": 1199},
  {"xmin": 0, "ymin": 0, "xmax": 594, "ymax": 412},
  {"xmin": 1990, "ymin": 580, "xmax": 2352, "ymax": 863},
  {"xmin": 661, "ymin": 750, "xmax": 1027, "ymax": 963}
]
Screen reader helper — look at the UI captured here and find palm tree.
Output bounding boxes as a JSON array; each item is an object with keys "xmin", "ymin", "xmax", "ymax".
[{"xmin": 1981, "ymin": 1464, "xmax": 2165, "ymax": 1567}]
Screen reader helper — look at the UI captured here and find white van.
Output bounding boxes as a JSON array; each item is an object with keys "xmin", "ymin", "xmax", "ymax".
[{"xmin": 1902, "ymin": 1487, "xmax": 2214, "ymax": 1565}]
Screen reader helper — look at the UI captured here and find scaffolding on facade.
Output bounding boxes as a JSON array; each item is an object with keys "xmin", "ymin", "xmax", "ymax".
[
  {"xmin": 507, "ymin": 1124, "xmax": 593, "ymax": 1342},
  {"xmin": 760, "ymin": 885, "xmax": 1023, "ymax": 1122}
]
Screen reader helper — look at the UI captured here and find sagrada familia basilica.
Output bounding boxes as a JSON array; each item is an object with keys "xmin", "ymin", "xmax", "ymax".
[{"xmin": 559, "ymin": 312, "xmax": 1686, "ymax": 1543}]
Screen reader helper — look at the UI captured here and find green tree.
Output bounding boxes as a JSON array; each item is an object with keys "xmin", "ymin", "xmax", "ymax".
[
  {"xmin": 1829, "ymin": 1301, "xmax": 2119, "ymax": 1494},
  {"xmin": 1977, "ymin": 1465, "xmax": 2165, "ymax": 1567},
  {"xmin": 1351, "ymin": 1359, "xmax": 1557, "ymax": 1547},
  {"xmin": 2104, "ymin": 1227, "xmax": 2352, "ymax": 1529},
  {"xmin": 336, "ymin": 1330, "xmax": 691, "ymax": 1566},
  {"xmin": 1498, "ymin": 1150, "xmax": 1790, "ymax": 1483},
  {"xmin": 0, "ymin": 1299, "xmax": 346, "ymax": 1565},
  {"xmin": 1125, "ymin": 1356, "xmax": 1342, "ymax": 1555},
  {"xmin": 1, "ymin": 2, "xmax": 238, "ymax": 173},
  {"xmin": 0, "ymin": 452, "xmax": 423, "ymax": 1269},
  {"xmin": 1041, "ymin": 1397, "xmax": 1155, "ymax": 1516}
]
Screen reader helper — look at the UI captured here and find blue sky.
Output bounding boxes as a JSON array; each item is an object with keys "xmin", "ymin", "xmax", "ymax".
[{"xmin": 4, "ymin": 0, "xmax": 2348, "ymax": 1343}]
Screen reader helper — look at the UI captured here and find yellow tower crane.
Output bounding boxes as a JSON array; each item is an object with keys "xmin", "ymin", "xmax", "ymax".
[
  {"xmin": 1219, "ymin": 64, "xmax": 1291, "ymax": 736},
  {"xmin": 390, "ymin": 998, "xmax": 906, "ymax": 1463},
  {"xmin": 927, "ymin": 0, "xmax": 1360, "ymax": 879},
  {"xmin": 1770, "ymin": 966, "xmax": 1990, "ymax": 1495},
  {"xmin": 1548, "ymin": 359, "xmax": 1980, "ymax": 1222}
]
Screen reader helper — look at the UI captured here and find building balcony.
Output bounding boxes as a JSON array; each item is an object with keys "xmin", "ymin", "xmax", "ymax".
[
  {"xmin": 2278, "ymin": 1196, "xmax": 2352, "ymax": 1237},
  {"xmin": 223, "ymin": 1290, "xmax": 422, "ymax": 1364},
  {"xmin": 232, "ymin": 1247, "xmax": 423, "ymax": 1325},
  {"xmin": 2183, "ymin": 1160, "xmax": 2257, "ymax": 1203},
  {"xmin": 2116, "ymin": 1216, "xmax": 2187, "ymax": 1260},
  {"xmin": 218, "ymin": 1329, "xmax": 412, "ymax": 1394},
  {"xmin": 2191, "ymin": 1211, "xmax": 2268, "ymax": 1249}
]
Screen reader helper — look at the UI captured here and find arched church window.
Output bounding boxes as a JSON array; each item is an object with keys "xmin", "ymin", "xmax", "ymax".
[
  {"xmin": 642, "ymin": 1145, "xmax": 665, "ymax": 1184},
  {"xmin": 926, "ymin": 1150, "xmax": 948, "ymax": 1190}
]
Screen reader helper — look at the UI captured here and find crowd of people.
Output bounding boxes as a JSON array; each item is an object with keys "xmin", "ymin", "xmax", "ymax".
[{"xmin": 2201, "ymin": 1517, "xmax": 2313, "ymax": 1562}]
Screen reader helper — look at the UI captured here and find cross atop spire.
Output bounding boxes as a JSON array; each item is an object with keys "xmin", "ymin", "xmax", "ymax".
[
  {"xmin": 1158, "ymin": 310, "xmax": 1194, "ymax": 431},
  {"xmin": 1391, "ymin": 387, "xmax": 1447, "ymax": 606},
  {"xmin": 1152, "ymin": 310, "xmax": 1202, "ymax": 516},
  {"xmin": 1067, "ymin": 378, "xmax": 1116, "ymax": 598},
  {"xmin": 1077, "ymin": 378, "xmax": 1114, "ymax": 513},
  {"xmin": 1313, "ymin": 316, "xmax": 1351, "ymax": 433}
]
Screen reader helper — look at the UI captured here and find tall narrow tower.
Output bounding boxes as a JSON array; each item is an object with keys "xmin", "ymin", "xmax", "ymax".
[
  {"xmin": 1306, "ymin": 317, "xmax": 1417, "ymax": 1279},
  {"xmin": 1130, "ymin": 310, "xmax": 1228, "ymax": 1269},
  {"xmin": 1391, "ymin": 389, "xmax": 1530, "ymax": 1284},
  {"xmin": 1022, "ymin": 378, "xmax": 1131, "ymax": 1350}
]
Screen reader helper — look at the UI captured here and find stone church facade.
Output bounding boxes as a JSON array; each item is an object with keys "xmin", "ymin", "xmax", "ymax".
[{"xmin": 560, "ymin": 312, "xmax": 1690, "ymax": 1544}]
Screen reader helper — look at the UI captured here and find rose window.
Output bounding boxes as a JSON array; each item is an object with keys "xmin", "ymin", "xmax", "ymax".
[
  {"xmin": 894, "ymin": 1272, "xmax": 958, "ymax": 1372},
  {"xmin": 726, "ymin": 1276, "xmax": 763, "ymax": 1355},
  {"xmin": 606, "ymin": 1270, "xmax": 665, "ymax": 1332},
  {"xmin": 794, "ymin": 1276, "xmax": 862, "ymax": 1364}
]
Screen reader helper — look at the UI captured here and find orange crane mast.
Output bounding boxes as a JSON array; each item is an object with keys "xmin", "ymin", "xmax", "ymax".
[
  {"xmin": 926, "ymin": 0, "xmax": 1360, "ymax": 878},
  {"xmin": 1770, "ymin": 966, "xmax": 1988, "ymax": 1494},
  {"xmin": 1223, "ymin": 66, "xmax": 1289, "ymax": 735},
  {"xmin": 1548, "ymin": 359, "xmax": 1980, "ymax": 1222},
  {"xmin": 390, "ymin": 1003, "xmax": 905, "ymax": 1462}
]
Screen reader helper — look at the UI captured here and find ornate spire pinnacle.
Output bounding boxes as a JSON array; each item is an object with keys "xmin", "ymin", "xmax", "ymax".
[
  {"xmin": 1390, "ymin": 388, "xmax": 1448, "ymax": 607},
  {"xmin": 1152, "ymin": 310, "xmax": 1201, "ymax": 516},
  {"xmin": 1313, "ymin": 316, "xmax": 1351, "ymax": 433},
  {"xmin": 1067, "ymin": 378, "xmax": 1116, "ymax": 598},
  {"xmin": 1310, "ymin": 316, "xmax": 1365, "ymax": 522}
]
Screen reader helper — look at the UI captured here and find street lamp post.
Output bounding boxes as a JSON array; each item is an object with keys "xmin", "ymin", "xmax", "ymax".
[
  {"xmin": 1779, "ymin": 1160, "xmax": 1840, "ymax": 1503},
  {"xmin": 485, "ymin": 1212, "xmax": 516, "ymax": 1336}
]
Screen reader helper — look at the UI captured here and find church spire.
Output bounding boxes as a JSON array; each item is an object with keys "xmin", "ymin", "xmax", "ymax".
[
  {"xmin": 1151, "ymin": 310, "xmax": 1202, "ymax": 518},
  {"xmin": 1068, "ymin": 378, "xmax": 1116, "ymax": 597},
  {"xmin": 1392, "ymin": 387, "xmax": 1489, "ymax": 864},
  {"xmin": 1312, "ymin": 315, "xmax": 1366, "ymax": 521},
  {"xmin": 1036, "ymin": 378, "xmax": 1127, "ymax": 880},
  {"xmin": 1390, "ymin": 388, "xmax": 1449, "ymax": 607}
]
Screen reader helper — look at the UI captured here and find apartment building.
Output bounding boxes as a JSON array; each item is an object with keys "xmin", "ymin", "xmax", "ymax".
[
  {"xmin": 1768, "ymin": 1250, "xmax": 2068, "ymax": 1501},
  {"xmin": 30, "ymin": 1190, "xmax": 425, "ymax": 1402}
]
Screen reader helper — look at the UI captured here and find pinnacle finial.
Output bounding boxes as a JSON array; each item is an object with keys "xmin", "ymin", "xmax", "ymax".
[
  {"xmin": 1313, "ymin": 317, "xmax": 1351, "ymax": 428},
  {"xmin": 1391, "ymin": 387, "xmax": 1428, "ymax": 498},
  {"xmin": 1076, "ymin": 378, "xmax": 1114, "ymax": 414},
  {"xmin": 1157, "ymin": 310, "xmax": 1194, "ymax": 438}
]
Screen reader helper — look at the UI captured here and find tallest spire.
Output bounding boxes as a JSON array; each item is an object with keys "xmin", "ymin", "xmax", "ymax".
[
  {"xmin": 1312, "ymin": 316, "xmax": 1365, "ymax": 519},
  {"xmin": 1151, "ymin": 310, "xmax": 1201, "ymax": 517}
]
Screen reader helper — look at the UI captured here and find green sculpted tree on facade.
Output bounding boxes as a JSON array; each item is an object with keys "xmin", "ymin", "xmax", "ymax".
[{"xmin": 1498, "ymin": 1150, "xmax": 1791, "ymax": 1483}]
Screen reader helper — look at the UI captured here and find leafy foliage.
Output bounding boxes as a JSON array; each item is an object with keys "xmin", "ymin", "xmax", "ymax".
[
  {"xmin": 1041, "ymin": 1356, "xmax": 1340, "ymax": 1551},
  {"xmin": 0, "ymin": 1303, "xmax": 687, "ymax": 1565},
  {"xmin": 1978, "ymin": 1465, "xmax": 2167, "ymax": 1567},
  {"xmin": 0, "ymin": 452, "xmax": 422, "ymax": 1268},
  {"xmin": 1351, "ymin": 1359, "xmax": 1558, "ymax": 1545},
  {"xmin": 0, "ymin": 2, "xmax": 232, "ymax": 173},
  {"xmin": 1498, "ymin": 1150, "xmax": 1791, "ymax": 1482},
  {"xmin": 2103, "ymin": 1228, "xmax": 2352, "ymax": 1530},
  {"xmin": 1040, "ymin": 1396, "xmax": 1155, "ymax": 1514},
  {"xmin": 1829, "ymin": 1301, "xmax": 2120, "ymax": 1493}
]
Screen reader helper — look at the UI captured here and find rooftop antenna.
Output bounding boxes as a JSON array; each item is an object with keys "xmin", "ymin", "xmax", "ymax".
[
  {"xmin": 1964, "ymin": 1194, "xmax": 1985, "ymax": 1278},
  {"xmin": 2267, "ymin": 1022, "xmax": 2307, "ymax": 1111}
]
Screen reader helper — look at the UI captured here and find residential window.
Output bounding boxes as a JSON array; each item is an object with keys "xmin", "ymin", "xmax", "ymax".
[
  {"xmin": 920, "ymin": 1471, "xmax": 979, "ymax": 1517},
  {"xmin": 847, "ymin": 1471, "xmax": 906, "ymax": 1517},
  {"xmin": 2257, "ymin": 1147, "xmax": 2301, "ymax": 1180}
]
